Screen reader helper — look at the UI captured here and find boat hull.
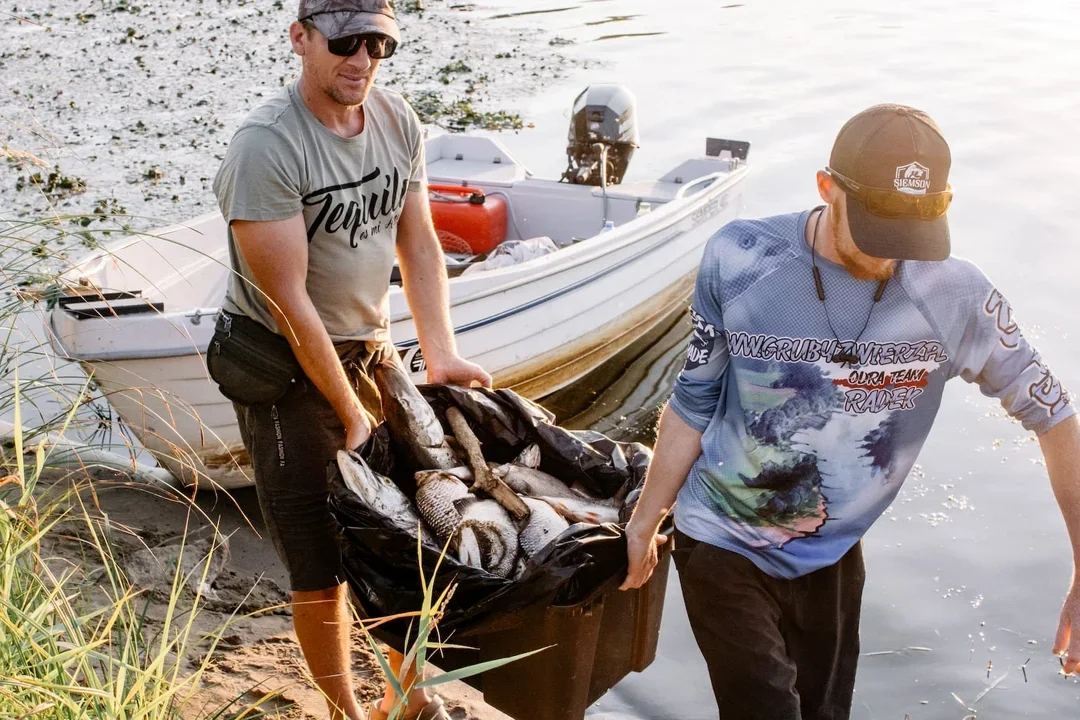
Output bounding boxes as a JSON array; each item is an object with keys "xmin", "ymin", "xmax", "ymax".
[
  {"xmin": 81, "ymin": 268, "xmax": 699, "ymax": 489},
  {"xmin": 51, "ymin": 135, "xmax": 750, "ymax": 489}
]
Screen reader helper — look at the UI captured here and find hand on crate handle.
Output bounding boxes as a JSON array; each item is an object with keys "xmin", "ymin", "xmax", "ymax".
[{"xmin": 620, "ymin": 513, "xmax": 671, "ymax": 591}]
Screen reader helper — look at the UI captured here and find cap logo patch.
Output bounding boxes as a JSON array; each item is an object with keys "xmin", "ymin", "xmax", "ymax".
[{"xmin": 894, "ymin": 161, "xmax": 931, "ymax": 195}]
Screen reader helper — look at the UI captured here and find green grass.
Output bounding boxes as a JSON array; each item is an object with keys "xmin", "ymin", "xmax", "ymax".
[
  {"xmin": 0, "ymin": 369, "xmax": 254, "ymax": 719},
  {"xmin": 0, "ymin": 215, "xmax": 534, "ymax": 718}
]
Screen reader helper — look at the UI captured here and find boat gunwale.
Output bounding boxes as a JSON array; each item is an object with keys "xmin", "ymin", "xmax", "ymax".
[{"xmin": 48, "ymin": 166, "xmax": 746, "ymax": 362}]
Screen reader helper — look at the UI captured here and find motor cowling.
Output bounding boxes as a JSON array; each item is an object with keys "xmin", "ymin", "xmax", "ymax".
[{"xmin": 561, "ymin": 84, "xmax": 639, "ymax": 186}]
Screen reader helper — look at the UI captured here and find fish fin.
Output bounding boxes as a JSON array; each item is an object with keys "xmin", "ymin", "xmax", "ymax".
[
  {"xmin": 452, "ymin": 495, "xmax": 479, "ymax": 515},
  {"xmin": 536, "ymin": 496, "xmax": 612, "ymax": 525},
  {"xmin": 569, "ymin": 482, "xmax": 592, "ymax": 499},
  {"xmin": 534, "ymin": 496, "xmax": 569, "ymax": 517},
  {"xmin": 568, "ymin": 482, "xmax": 621, "ymax": 509},
  {"xmin": 570, "ymin": 481, "xmax": 611, "ymax": 502},
  {"xmin": 458, "ymin": 525, "xmax": 484, "ymax": 569}
]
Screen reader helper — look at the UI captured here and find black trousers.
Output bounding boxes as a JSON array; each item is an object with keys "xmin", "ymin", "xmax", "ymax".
[
  {"xmin": 672, "ymin": 529, "xmax": 865, "ymax": 720},
  {"xmin": 232, "ymin": 342, "xmax": 399, "ymax": 593}
]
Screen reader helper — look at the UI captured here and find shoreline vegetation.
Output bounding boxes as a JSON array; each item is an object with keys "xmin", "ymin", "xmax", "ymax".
[
  {"xmin": 1, "ymin": 1, "xmax": 573, "ymax": 718},
  {"xmin": 1, "ymin": 0, "xmax": 577, "ymax": 242}
]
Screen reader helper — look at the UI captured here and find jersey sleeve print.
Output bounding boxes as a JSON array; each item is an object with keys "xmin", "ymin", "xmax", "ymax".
[
  {"xmin": 950, "ymin": 262, "xmax": 1075, "ymax": 434},
  {"xmin": 669, "ymin": 235, "xmax": 731, "ymax": 432}
]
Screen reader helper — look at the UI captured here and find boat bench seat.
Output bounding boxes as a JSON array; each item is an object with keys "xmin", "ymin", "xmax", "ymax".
[
  {"xmin": 58, "ymin": 292, "xmax": 164, "ymax": 320},
  {"xmin": 428, "ymin": 158, "xmax": 528, "ymax": 188},
  {"xmin": 590, "ymin": 180, "xmax": 681, "ymax": 204}
]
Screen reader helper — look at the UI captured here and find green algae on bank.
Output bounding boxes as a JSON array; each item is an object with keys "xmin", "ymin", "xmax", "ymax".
[{"xmin": 1, "ymin": 0, "xmax": 574, "ymax": 239}]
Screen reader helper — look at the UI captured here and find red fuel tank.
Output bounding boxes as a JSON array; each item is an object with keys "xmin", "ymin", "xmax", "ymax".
[{"xmin": 428, "ymin": 184, "xmax": 508, "ymax": 255}]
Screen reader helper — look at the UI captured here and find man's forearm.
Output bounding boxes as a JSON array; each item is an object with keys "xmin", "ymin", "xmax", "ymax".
[
  {"xmin": 271, "ymin": 293, "xmax": 366, "ymax": 429},
  {"xmin": 397, "ymin": 228, "xmax": 457, "ymax": 363},
  {"xmin": 626, "ymin": 403, "xmax": 705, "ymax": 537},
  {"xmin": 1039, "ymin": 414, "xmax": 1080, "ymax": 572}
]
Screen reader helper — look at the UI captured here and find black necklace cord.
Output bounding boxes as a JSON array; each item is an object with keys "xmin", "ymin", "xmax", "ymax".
[
  {"xmin": 812, "ymin": 207, "xmax": 826, "ymax": 301},
  {"xmin": 809, "ymin": 206, "xmax": 891, "ymax": 366},
  {"xmin": 873, "ymin": 276, "xmax": 889, "ymax": 302}
]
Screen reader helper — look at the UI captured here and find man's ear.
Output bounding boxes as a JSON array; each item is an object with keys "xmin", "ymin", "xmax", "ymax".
[
  {"xmin": 289, "ymin": 21, "xmax": 308, "ymax": 56},
  {"xmin": 815, "ymin": 170, "xmax": 839, "ymax": 205}
]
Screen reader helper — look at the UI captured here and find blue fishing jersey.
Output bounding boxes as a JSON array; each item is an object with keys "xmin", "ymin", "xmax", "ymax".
[{"xmin": 670, "ymin": 209, "xmax": 1074, "ymax": 579}]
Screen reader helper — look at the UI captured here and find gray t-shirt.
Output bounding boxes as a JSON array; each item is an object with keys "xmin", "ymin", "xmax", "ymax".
[{"xmin": 213, "ymin": 81, "xmax": 427, "ymax": 343}]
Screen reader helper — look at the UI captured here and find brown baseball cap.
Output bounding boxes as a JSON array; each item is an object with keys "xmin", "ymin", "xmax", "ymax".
[
  {"xmin": 829, "ymin": 104, "xmax": 952, "ymax": 262},
  {"xmin": 297, "ymin": 0, "xmax": 400, "ymax": 43}
]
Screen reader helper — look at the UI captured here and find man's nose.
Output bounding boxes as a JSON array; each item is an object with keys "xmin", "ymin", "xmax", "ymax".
[{"xmin": 344, "ymin": 43, "xmax": 372, "ymax": 70}]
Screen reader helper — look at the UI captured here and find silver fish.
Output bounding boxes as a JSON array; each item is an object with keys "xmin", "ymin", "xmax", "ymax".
[
  {"xmin": 428, "ymin": 452, "xmax": 545, "ymax": 487},
  {"xmin": 415, "ymin": 471, "xmax": 472, "ymax": 544},
  {"xmin": 415, "ymin": 466, "xmax": 473, "ymax": 484},
  {"xmin": 455, "ymin": 497, "xmax": 519, "ymax": 578},
  {"xmin": 495, "ymin": 464, "xmax": 579, "ymax": 500},
  {"xmin": 518, "ymin": 497, "xmax": 570, "ymax": 559},
  {"xmin": 337, "ymin": 450, "xmax": 437, "ymax": 545},
  {"xmin": 374, "ymin": 361, "xmax": 459, "ymax": 470},
  {"xmin": 514, "ymin": 443, "xmax": 542, "ymax": 468},
  {"xmin": 535, "ymin": 495, "xmax": 620, "ymax": 526}
]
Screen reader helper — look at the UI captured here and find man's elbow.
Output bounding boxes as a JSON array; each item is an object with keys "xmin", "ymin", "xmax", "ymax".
[
  {"xmin": 1037, "ymin": 411, "xmax": 1080, "ymax": 448},
  {"xmin": 259, "ymin": 286, "xmax": 313, "ymax": 337}
]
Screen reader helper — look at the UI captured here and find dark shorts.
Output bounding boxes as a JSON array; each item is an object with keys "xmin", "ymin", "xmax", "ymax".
[
  {"xmin": 672, "ymin": 529, "xmax": 865, "ymax": 720},
  {"xmin": 230, "ymin": 340, "xmax": 399, "ymax": 593}
]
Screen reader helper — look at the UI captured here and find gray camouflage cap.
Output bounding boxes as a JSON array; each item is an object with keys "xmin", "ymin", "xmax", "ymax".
[{"xmin": 297, "ymin": 0, "xmax": 400, "ymax": 43}]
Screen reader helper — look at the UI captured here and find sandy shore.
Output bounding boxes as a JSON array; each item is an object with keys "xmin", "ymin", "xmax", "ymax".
[{"xmin": 40, "ymin": 468, "xmax": 514, "ymax": 720}]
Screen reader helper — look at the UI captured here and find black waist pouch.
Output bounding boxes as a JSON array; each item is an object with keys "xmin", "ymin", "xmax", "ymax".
[{"xmin": 206, "ymin": 310, "xmax": 303, "ymax": 406}]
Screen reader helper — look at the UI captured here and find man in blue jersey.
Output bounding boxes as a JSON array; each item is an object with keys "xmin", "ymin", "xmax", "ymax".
[{"xmin": 620, "ymin": 103, "xmax": 1080, "ymax": 718}]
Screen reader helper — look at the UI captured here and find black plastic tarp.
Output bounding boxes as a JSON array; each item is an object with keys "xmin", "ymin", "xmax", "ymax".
[{"xmin": 327, "ymin": 384, "xmax": 652, "ymax": 650}]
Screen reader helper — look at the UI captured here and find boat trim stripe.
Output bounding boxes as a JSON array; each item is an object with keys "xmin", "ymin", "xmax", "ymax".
[{"xmin": 395, "ymin": 222, "xmax": 689, "ymax": 349}]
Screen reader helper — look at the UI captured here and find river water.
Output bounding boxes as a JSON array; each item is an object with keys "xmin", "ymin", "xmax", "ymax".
[
  {"xmin": 475, "ymin": 0, "xmax": 1080, "ymax": 717},
  {"xmin": 6, "ymin": 0, "xmax": 1078, "ymax": 716}
]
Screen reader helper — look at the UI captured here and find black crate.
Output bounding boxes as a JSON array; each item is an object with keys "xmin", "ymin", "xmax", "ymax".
[{"xmin": 431, "ymin": 541, "xmax": 672, "ymax": 720}]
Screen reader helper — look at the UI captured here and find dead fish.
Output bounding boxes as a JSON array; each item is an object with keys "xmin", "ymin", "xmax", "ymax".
[
  {"xmin": 337, "ymin": 450, "xmax": 436, "ymax": 546},
  {"xmin": 514, "ymin": 443, "xmax": 541, "ymax": 468},
  {"xmin": 519, "ymin": 497, "xmax": 569, "ymax": 559},
  {"xmin": 535, "ymin": 495, "xmax": 620, "ymax": 526},
  {"xmin": 415, "ymin": 471, "xmax": 472, "ymax": 544},
  {"xmin": 423, "ymin": 442, "xmax": 540, "ymax": 483},
  {"xmin": 374, "ymin": 360, "xmax": 459, "ymax": 470},
  {"xmin": 513, "ymin": 555, "xmax": 529, "ymax": 581},
  {"xmin": 455, "ymin": 497, "xmax": 519, "ymax": 578},
  {"xmin": 495, "ymin": 464, "xmax": 580, "ymax": 499},
  {"xmin": 415, "ymin": 466, "xmax": 473, "ymax": 484}
]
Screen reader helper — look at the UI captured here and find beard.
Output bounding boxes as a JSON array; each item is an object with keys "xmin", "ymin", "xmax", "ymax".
[{"xmin": 832, "ymin": 202, "xmax": 895, "ymax": 281}]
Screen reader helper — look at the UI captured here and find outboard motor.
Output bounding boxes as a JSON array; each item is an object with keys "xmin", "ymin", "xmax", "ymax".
[{"xmin": 561, "ymin": 84, "xmax": 639, "ymax": 187}]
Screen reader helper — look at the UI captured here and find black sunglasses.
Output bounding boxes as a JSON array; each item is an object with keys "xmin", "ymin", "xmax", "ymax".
[
  {"xmin": 825, "ymin": 167, "xmax": 953, "ymax": 220},
  {"xmin": 327, "ymin": 32, "xmax": 397, "ymax": 59},
  {"xmin": 300, "ymin": 14, "xmax": 398, "ymax": 59}
]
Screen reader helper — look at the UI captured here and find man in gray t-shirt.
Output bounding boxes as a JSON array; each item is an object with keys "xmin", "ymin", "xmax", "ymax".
[{"xmin": 211, "ymin": 2, "xmax": 488, "ymax": 719}]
